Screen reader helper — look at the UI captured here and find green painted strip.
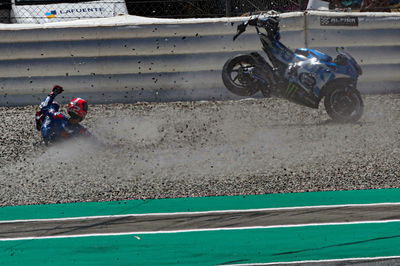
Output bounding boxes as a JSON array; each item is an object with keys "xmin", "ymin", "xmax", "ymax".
[
  {"xmin": 0, "ymin": 188, "xmax": 399, "ymax": 221},
  {"xmin": 1, "ymin": 222, "xmax": 400, "ymax": 265}
]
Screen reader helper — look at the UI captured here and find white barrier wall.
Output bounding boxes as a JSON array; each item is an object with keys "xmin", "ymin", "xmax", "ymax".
[
  {"xmin": 305, "ymin": 11, "xmax": 400, "ymax": 94},
  {"xmin": 0, "ymin": 11, "xmax": 399, "ymax": 105},
  {"xmin": 0, "ymin": 13, "xmax": 305, "ymax": 105}
]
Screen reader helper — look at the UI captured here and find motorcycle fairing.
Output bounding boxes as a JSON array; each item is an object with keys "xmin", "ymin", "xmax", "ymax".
[
  {"xmin": 295, "ymin": 48, "xmax": 333, "ymax": 62},
  {"xmin": 283, "ymin": 49, "xmax": 359, "ymax": 105},
  {"xmin": 286, "ymin": 57, "xmax": 334, "ymax": 99}
]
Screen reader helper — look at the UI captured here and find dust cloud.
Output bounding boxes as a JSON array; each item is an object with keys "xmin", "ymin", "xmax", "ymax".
[{"xmin": 1, "ymin": 95, "xmax": 400, "ymax": 205}]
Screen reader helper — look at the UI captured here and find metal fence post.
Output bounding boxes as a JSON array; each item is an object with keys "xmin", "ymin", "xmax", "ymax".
[{"xmin": 225, "ymin": 0, "xmax": 231, "ymax": 17}]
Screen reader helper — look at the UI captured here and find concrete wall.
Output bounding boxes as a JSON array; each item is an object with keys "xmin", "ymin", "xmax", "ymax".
[
  {"xmin": 305, "ymin": 11, "xmax": 400, "ymax": 94},
  {"xmin": 0, "ymin": 11, "xmax": 398, "ymax": 105}
]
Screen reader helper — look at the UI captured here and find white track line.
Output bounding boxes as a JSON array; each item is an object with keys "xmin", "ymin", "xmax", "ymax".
[
  {"xmin": 220, "ymin": 255, "xmax": 400, "ymax": 265},
  {"xmin": 1, "ymin": 202, "xmax": 400, "ymax": 224},
  {"xmin": 1, "ymin": 219, "xmax": 400, "ymax": 241}
]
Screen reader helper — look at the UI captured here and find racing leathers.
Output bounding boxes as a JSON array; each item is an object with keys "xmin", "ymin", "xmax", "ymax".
[{"xmin": 37, "ymin": 93, "xmax": 90, "ymax": 144}]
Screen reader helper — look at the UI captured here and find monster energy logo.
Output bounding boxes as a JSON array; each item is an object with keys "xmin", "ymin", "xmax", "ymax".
[{"xmin": 286, "ymin": 83, "xmax": 299, "ymax": 98}]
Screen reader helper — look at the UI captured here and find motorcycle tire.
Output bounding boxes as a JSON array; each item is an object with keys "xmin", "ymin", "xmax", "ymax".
[
  {"xmin": 222, "ymin": 54, "xmax": 260, "ymax": 96},
  {"xmin": 324, "ymin": 86, "xmax": 364, "ymax": 123}
]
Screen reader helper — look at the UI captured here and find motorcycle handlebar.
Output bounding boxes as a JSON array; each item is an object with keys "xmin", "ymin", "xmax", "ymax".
[
  {"xmin": 233, "ymin": 21, "xmax": 248, "ymax": 41},
  {"xmin": 233, "ymin": 16, "xmax": 279, "ymax": 41},
  {"xmin": 233, "ymin": 31, "xmax": 241, "ymax": 41}
]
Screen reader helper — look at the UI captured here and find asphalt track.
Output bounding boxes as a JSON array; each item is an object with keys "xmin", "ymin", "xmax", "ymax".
[
  {"xmin": 1, "ymin": 203, "xmax": 400, "ymax": 240},
  {"xmin": 0, "ymin": 190, "xmax": 400, "ymax": 265}
]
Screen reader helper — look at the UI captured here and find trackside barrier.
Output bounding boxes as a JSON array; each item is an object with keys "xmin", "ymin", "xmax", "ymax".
[
  {"xmin": 0, "ymin": 11, "xmax": 399, "ymax": 106},
  {"xmin": 305, "ymin": 11, "xmax": 400, "ymax": 95}
]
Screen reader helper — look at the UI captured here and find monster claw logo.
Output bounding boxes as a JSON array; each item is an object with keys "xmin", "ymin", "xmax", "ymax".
[
  {"xmin": 45, "ymin": 10, "xmax": 57, "ymax": 19},
  {"xmin": 286, "ymin": 83, "xmax": 299, "ymax": 98}
]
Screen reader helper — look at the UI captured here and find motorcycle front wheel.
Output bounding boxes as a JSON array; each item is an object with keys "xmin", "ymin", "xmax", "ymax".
[
  {"xmin": 222, "ymin": 54, "xmax": 260, "ymax": 96},
  {"xmin": 324, "ymin": 87, "xmax": 364, "ymax": 123}
]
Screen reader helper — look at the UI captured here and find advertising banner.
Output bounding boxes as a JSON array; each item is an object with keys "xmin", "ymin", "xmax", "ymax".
[{"xmin": 11, "ymin": 0, "xmax": 128, "ymax": 24}]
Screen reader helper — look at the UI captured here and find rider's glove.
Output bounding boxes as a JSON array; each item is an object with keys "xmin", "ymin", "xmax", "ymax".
[{"xmin": 49, "ymin": 85, "xmax": 64, "ymax": 97}]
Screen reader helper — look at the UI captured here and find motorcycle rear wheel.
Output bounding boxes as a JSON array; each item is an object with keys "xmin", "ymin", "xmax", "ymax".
[
  {"xmin": 324, "ymin": 87, "xmax": 364, "ymax": 123},
  {"xmin": 222, "ymin": 54, "xmax": 260, "ymax": 96}
]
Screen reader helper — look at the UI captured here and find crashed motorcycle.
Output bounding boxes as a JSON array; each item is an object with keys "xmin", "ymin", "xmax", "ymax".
[{"xmin": 222, "ymin": 15, "xmax": 364, "ymax": 122}]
